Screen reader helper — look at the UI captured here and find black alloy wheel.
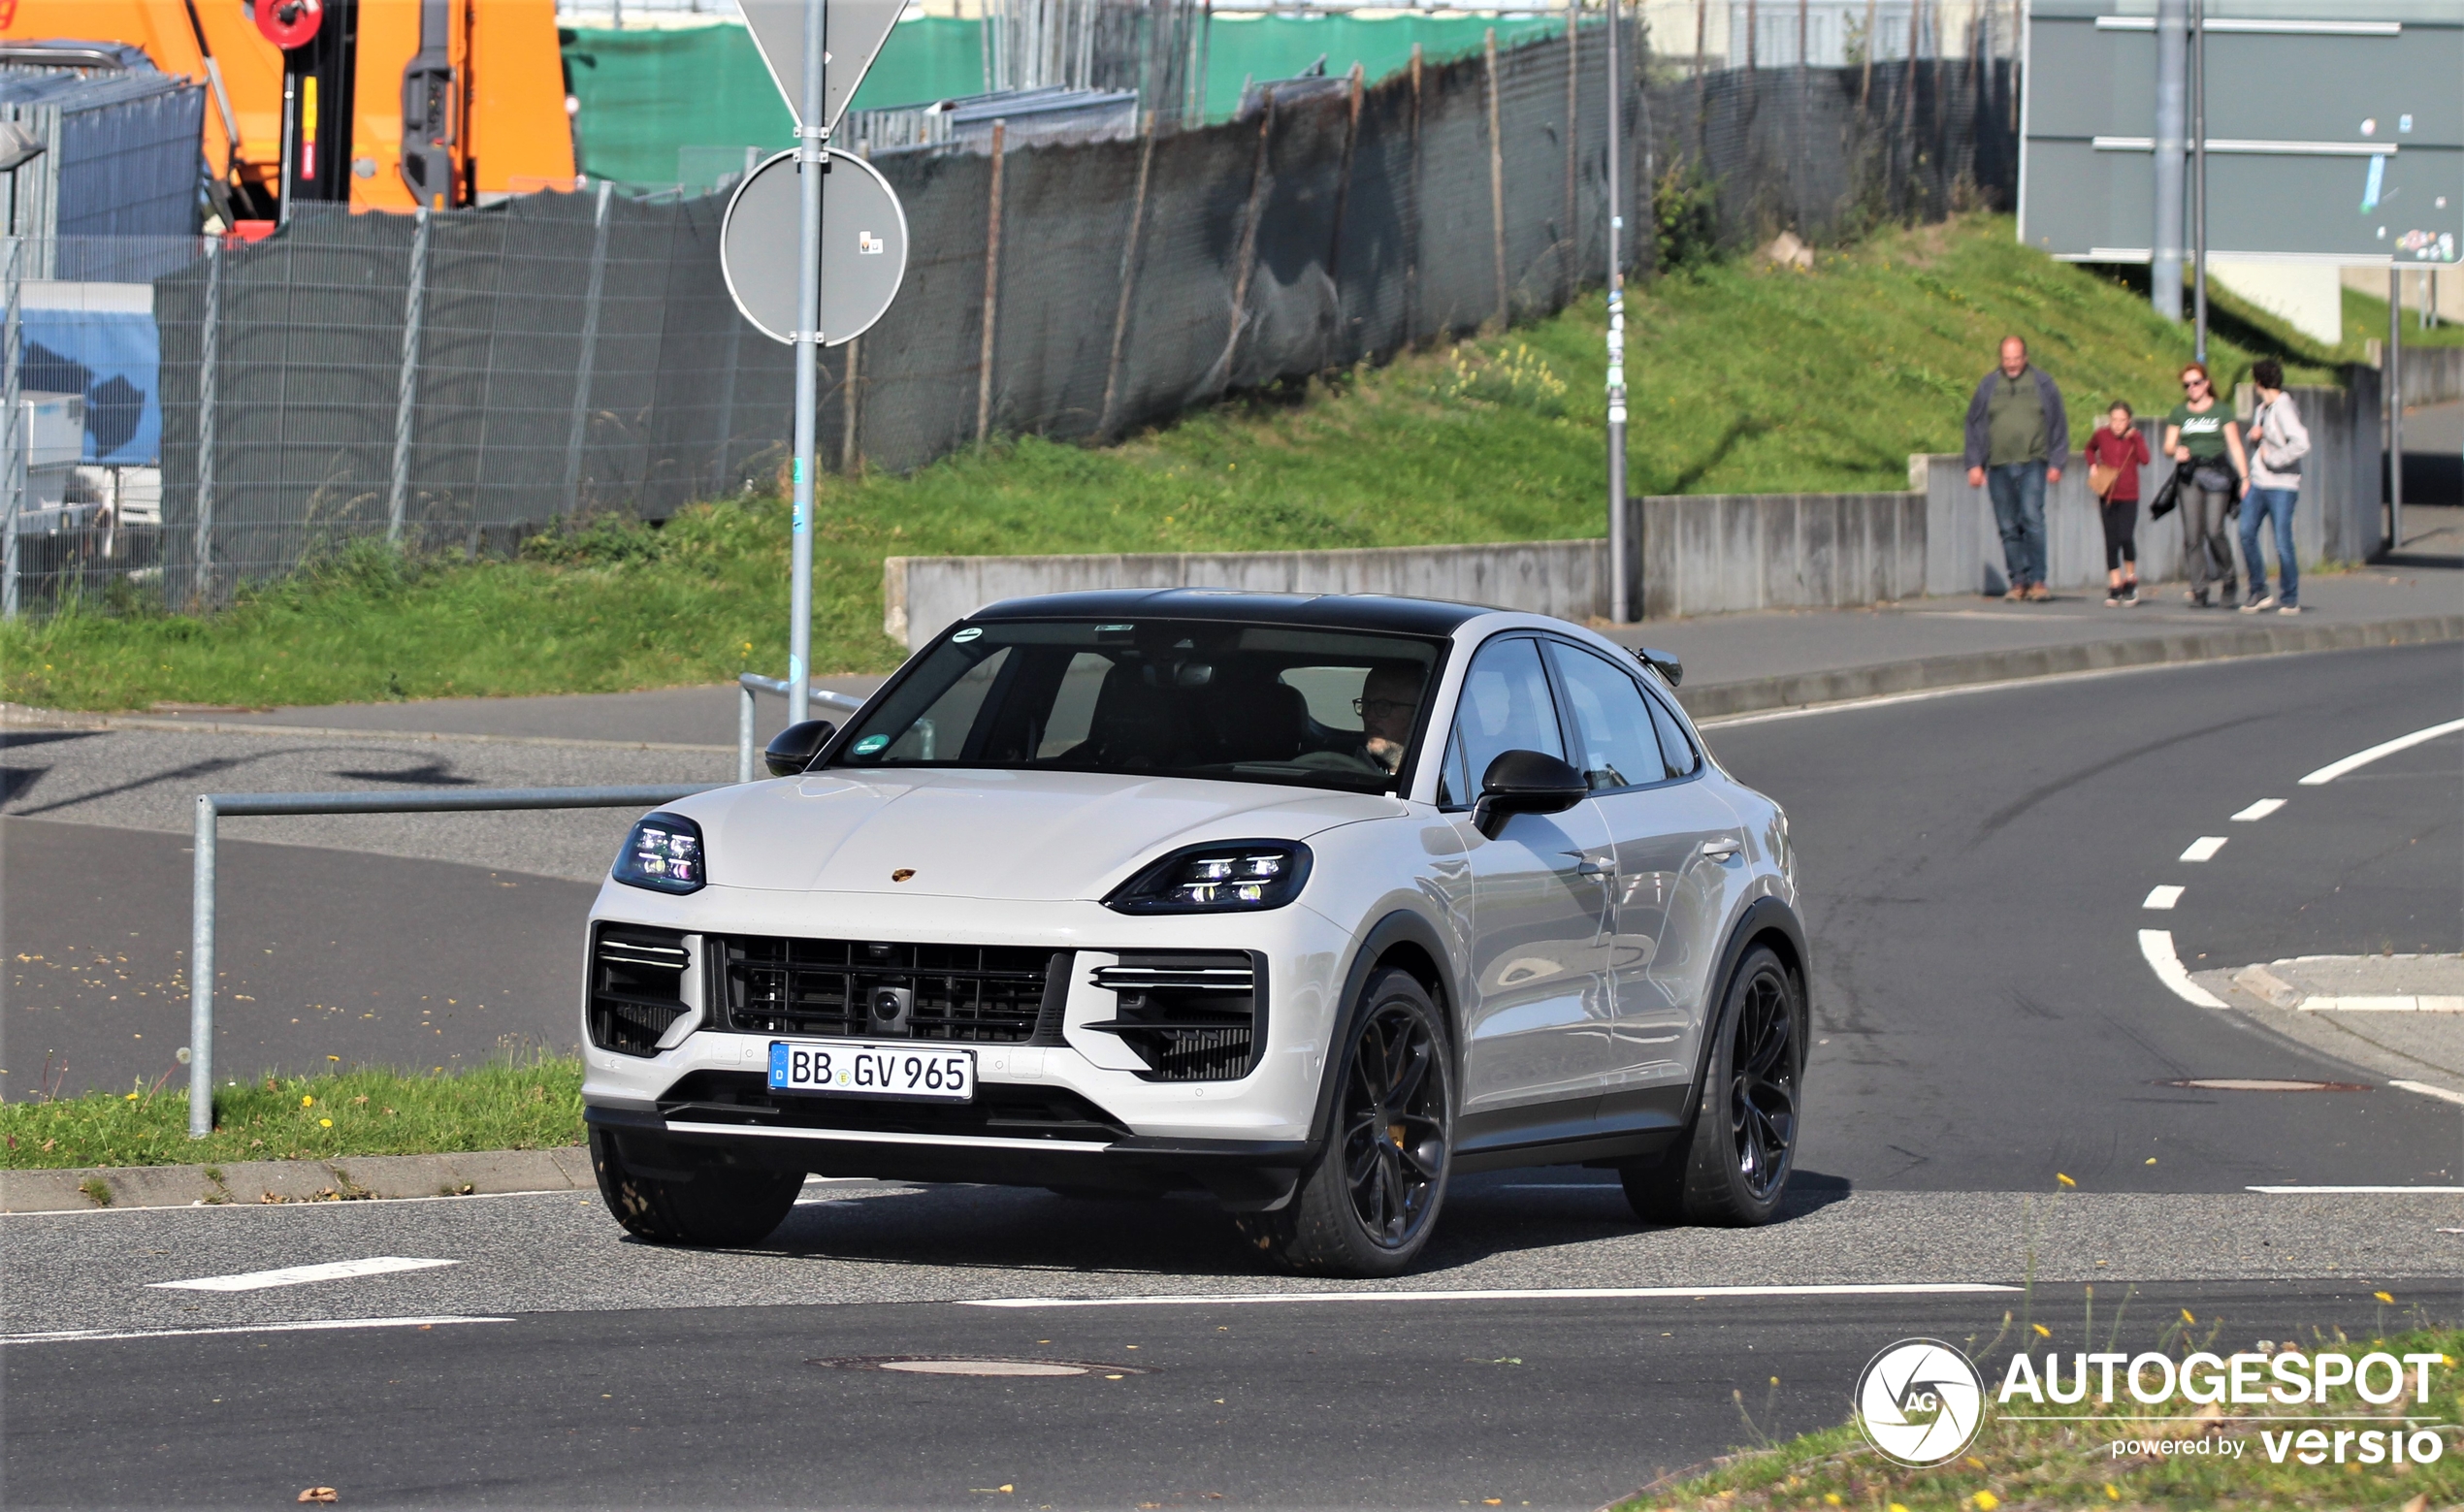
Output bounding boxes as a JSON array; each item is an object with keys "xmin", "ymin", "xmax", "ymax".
[
  {"xmin": 1621, "ymin": 944, "xmax": 1802, "ymax": 1227},
  {"xmin": 1338, "ymin": 997, "xmax": 1449, "ymax": 1247},
  {"xmin": 1725, "ymin": 956, "xmax": 1798, "ymax": 1202},
  {"xmin": 1234, "ymin": 968, "xmax": 1453, "ymax": 1276}
]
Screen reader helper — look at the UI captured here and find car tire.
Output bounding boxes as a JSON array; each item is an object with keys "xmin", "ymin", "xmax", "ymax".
[
  {"xmin": 1620, "ymin": 945, "xmax": 1801, "ymax": 1228},
  {"xmin": 590, "ymin": 1126, "xmax": 803, "ymax": 1247},
  {"xmin": 1234, "ymin": 968, "xmax": 1453, "ymax": 1277}
]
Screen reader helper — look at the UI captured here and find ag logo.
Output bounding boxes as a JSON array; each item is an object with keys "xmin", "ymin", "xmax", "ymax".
[{"xmin": 1855, "ymin": 1338, "xmax": 1984, "ymax": 1467}]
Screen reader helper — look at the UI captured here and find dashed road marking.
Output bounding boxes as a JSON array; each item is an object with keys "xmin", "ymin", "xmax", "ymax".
[
  {"xmin": 2138, "ymin": 929, "xmax": 2227, "ymax": 1008},
  {"xmin": 2, "ymin": 1315, "xmax": 510, "ymax": 1345},
  {"xmin": 148, "ymin": 1257, "xmax": 457, "ymax": 1293},
  {"xmin": 2143, "ymin": 885, "xmax": 2185, "ymax": 910},
  {"xmin": 2298, "ymin": 717, "xmax": 2464, "ymax": 786},
  {"xmin": 961, "ymin": 1284, "xmax": 2022, "ymax": 1309},
  {"xmin": 2388, "ymin": 1080, "xmax": 2464, "ymax": 1110},
  {"xmin": 2180, "ymin": 836, "xmax": 2228, "ymax": 862},
  {"xmin": 2230, "ymin": 798, "xmax": 2286, "ymax": 821}
]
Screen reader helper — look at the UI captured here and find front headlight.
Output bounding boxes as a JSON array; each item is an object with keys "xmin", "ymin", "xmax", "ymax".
[
  {"xmin": 613, "ymin": 811, "xmax": 706, "ymax": 894},
  {"xmin": 1105, "ymin": 840, "xmax": 1312, "ymax": 914}
]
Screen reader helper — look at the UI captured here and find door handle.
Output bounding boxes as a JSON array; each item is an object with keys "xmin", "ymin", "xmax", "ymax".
[{"xmin": 1698, "ymin": 837, "xmax": 1740, "ymax": 862}]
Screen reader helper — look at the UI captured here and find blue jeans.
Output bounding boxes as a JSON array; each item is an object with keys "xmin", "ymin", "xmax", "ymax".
[
  {"xmin": 1987, "ymin": 462, "xmax": 2048, "ymax": 590},
  {"xmin": 2240, "ymin": 487, "xmax": 2298, "ymax": 604}
]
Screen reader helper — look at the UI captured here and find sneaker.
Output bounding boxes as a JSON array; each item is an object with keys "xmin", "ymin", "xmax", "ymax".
[
  {"xmin": 2001, "ymin": 586, "xmax": 2026, "ymax": 602},
  {"xmin": 2121, "ymin": 587, "xmax": 2141, "ymax": 605},
  {"xmin": 2025, "ymin": 583, "xmax": 2052, "ymax": 602},
  {"xmin": 2277, "ymin": 603, "xmax": 2303, "ymax": 615},
  {"xmin": 2104, "ymin": 593, "xmax": 2123, "ymax": 607},
  {"xmin": 2241, "ymin": 593, "xmax": 2277, "ymax": 614},
  {"xmin": 2191, "ymin": 591, "xmax": 2211, "ymax": 609}
]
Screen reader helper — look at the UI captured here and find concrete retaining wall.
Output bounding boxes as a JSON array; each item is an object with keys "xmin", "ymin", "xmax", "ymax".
[
  {"xmin": 1635, "ymin": 492, "xmax": 1927, "ymax": 618},
  {"xmin": 885, "ymin": 539, "xmax": 1610, "ymax": 648}
]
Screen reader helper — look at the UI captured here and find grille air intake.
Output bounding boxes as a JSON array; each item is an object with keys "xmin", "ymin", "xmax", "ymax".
[
  {"xmin": 589, "ymin": 924, "xmax": 693, "ymax": 1057},
  {"xmin": 1084, "ymin": 950, "xmax": 1263, "ymax": 1082},
  {"xmin": 719, "ymin": 937, "xmax": 1061, "ymax": 1045}
]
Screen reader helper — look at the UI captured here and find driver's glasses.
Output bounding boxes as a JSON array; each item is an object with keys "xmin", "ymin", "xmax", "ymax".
[{"xmin": 1354, "ymin": 697, "xmax": 1415, "ymax": 718}]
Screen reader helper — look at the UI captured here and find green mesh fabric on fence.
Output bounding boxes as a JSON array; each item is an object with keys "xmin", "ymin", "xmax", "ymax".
[{"xmin": 562, "ymin": 14, "xmax": 1565, "ymax": 187}]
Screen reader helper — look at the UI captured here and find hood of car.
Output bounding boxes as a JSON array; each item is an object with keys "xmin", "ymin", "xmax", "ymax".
[{"xmin": 676, "ymin": 767, "xmax": 1405, "ymax": 900}]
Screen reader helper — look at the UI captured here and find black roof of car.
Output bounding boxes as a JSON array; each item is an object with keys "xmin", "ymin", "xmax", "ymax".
[{"xmin": 963, "ymin": 589, "xmax": 1493, "ymax": 637}]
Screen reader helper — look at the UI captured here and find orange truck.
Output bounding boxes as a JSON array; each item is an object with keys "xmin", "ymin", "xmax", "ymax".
[{"xmin": 0, "ymin": 0, "xmax": 576, "ymax": 219}]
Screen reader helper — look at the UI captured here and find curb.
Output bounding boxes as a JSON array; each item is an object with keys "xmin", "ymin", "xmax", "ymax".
[
  {"xmin": 1672, "ymin": 613, "xmax": 2464, "ymax": 721},
  {"xmin": 0, "ymin": 1146, "xmax": 594, "ymax": 1214},
  {"xmin": 0, "ymin": 704, "xmax": 732, "ymax": 756}
]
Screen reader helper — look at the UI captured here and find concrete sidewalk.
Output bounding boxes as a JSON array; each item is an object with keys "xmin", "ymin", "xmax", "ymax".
[{"xmin": 66, "ymin": 555, "xmax": 2463, "ymax": 743}]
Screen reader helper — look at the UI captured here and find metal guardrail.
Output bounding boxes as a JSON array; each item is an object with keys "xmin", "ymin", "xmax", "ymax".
[
  {"xmin": 185, "ymin": 784, "xmax": 722, "ymax": 1139},
  {"xmin": 736, "ymin": 672, "xmax": 867, "ymax": 782}
]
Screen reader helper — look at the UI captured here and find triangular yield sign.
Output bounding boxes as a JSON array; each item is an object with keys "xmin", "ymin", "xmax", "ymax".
[{"xmin": 740, "ymin": 0, "xmax": 909, "ymax": 132}]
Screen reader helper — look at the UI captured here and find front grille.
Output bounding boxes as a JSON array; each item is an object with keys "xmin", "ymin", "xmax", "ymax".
[
  {"xmin": 1085, "ymin": 950, "xmax": 1264, "ymax": 1082},
  {"xmin": 590, "ymin": 923, "xmax": 694, "ymax": 1057},
  {"xmin": 717, "ymin": 936, "xmax": 1062, "ymax": 1045}
]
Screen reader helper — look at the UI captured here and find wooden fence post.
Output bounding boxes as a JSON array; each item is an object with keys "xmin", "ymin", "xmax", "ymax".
[
  {"xmin": 975, "ymin": 119, "xmax": 1007, "ymax": 447},
  {"xmin": 1484, "ymin": 27, "xmax": 1507, "ymax": 329},
  {"xmin": 1407, "ymin": 43, "xmax": 1423, "ymax": 344},
  {"xmin": 1099, "ymin": 111, "xmax": 1160, "ymax": 438},
  {"xmin": 1564, "ymin": 3, "xmax": 1578, "ymax": 305},
  {"xmin": 1322, "ymin": 63, "xmax": 1365, "ymax": 370},
  {"xmin": 1216, "ymin": 90, "xmax": 1276, "ymax": 396}
]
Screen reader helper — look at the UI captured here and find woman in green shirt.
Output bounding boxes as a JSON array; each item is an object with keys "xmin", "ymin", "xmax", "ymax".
[{"xmin": 2162, "ymin": 362, "xmax": 2249, "ymax": 608}]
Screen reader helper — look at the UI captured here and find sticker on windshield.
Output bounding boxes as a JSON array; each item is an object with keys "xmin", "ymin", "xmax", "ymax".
[
  {"xmin": 952, "ymin": 627, "xmax": 982, "ymax": 642},
  {"xmin": 852, "ymin": 734, "xmax": 891, "ymax": 756}
]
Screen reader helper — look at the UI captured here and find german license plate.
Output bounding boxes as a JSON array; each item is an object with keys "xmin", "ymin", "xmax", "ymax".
[{"xmin": 767, "ymin": 1041, "xmax": 976, "ymax": 1103}]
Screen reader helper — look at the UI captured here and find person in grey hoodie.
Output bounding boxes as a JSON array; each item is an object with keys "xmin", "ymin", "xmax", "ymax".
[
  {"xmin": 2239, "ymin": 357, "xmax": 2310, "ymax": 614},
  {"xmin": 1963, "ymin": 337, "xmax": 2069, "ymax": 600}
]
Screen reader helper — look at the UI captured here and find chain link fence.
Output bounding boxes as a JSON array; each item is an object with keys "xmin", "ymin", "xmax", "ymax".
[{"xmin": 1, "ymin": 18, "xmax": 2014, "ymax": 618}]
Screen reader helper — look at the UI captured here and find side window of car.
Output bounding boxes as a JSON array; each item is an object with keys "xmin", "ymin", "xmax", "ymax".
[
  {"xmin": 1643, "ymin": 686, "xmax": 1700, "ymax": 778},
  {"xmin": 1447, "ymin": 636, "xmax": 1566, "ymax": 800},
  {"xmin": 1543, "ymin": 641, "xmax": 1666, "ymax": 791}
]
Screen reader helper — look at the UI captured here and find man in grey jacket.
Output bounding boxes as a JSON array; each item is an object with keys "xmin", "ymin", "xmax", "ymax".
[{"xmin": 1963, "ymin": 337, "xmax": 2069, "ymax": 600}]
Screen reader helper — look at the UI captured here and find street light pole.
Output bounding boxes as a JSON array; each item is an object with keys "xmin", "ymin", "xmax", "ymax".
[
  {"xmin": 788, "ymin": 0, "xmax": 827, "ymax": 728},
  {"xmin": 1605, "ymin": 0, "xmax": 1632, "ymax": 624},
  {"xmin": 2190, "ymin": 0, "xmax": 2208, "ymax": 364},
  {"xmin": 2150, "ymin": 0, "xmax": 2185, "ymax": 322}
]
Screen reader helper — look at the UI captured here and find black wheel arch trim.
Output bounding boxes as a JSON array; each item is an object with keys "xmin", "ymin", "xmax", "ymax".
[
  {"xmin": 1678, "ymin": 896, "xmax": 1812, "ymax": 1127},
  {"xmin": 1302, "ymin": 908, "xmax": 1463, "ymax": 1153}
]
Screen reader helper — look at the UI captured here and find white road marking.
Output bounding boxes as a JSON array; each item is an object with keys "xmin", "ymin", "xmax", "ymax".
[
  {"xmin": 2138, "ymin": 929, "xmax": 2227, "ymax": 1008},
  {"xmin": 2231, "ymin": 798, "xmax": 2286, "ymax": 821},
  {"xmin": 2180, "ymin": 836, "xmax": 2228, "ymax": 862},
  {"xmin": 2298, "ymin": 717, "xmax": 2464, "ymax": 786},
  {"xmin": 148, "ymin": 1257, "xmax": 457, "ymax": 1293},
  {"xmin": 962, "ymin": 1284, "xmax": 2021, "ymax": 1309},
  {"xmin": 2143, "ymin": 885, "xmax": 2185, "ymax": 910},
  {"xmin": 2389, "ymin": 1080, "xmax": 2464, "ymax": 1109},
  {"xmin": 0, "ymin": 1315, "xmax": 511, "ymax": 1345},
  {"xmin": 2246, "ymin": 1185, "xmax": 2464, "ymax": 1195},
  {"xmin": 2301, "ymin": 996, "xmax": 2464, "ymax": 1013}
]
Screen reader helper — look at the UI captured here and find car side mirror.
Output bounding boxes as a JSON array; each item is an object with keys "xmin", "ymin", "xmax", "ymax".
[
  {"xmin": 1471, "ymin": 750, "xmax": 1590, "ymax": 839},
  {"xmin": 763, "ymin": 719, "xmax": 837, "ymax": 777},
  {"xmin": 1635, "ymin": 646, "xmax": 1684, "ymax": 688}
]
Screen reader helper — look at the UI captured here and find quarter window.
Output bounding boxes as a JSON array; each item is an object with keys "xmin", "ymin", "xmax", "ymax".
[
  {"xmin": 1544, "ymin": 641, "xmax": 1665, "ymax": 791},
  {"xmin": 1644, "ymin": 687, "xmax": 1700, "ymax": 777}
]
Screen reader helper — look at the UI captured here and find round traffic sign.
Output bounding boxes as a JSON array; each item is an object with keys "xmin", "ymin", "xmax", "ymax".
[
  {"xmin": 720, "ymin": 150, "xmax": 909, "ymax": 347},
  {"xmin": 254, "ymin": 0, "xmax": 325, "ymax": 49}
]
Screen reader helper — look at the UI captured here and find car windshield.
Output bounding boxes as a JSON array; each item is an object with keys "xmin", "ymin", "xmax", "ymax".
[{"xmin": 827, "ymin": 619, "xmax": 1447, "ymax": 794}]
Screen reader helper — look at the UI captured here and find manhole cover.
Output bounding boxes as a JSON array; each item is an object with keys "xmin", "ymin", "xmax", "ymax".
[
  {"xmin": 808, "ymin": 1355, "xmax": 1149, "ymax": 1377},
  {"xmin": 2159, "ymin": 1078, "xmax": 2373, "ymax": 1092}
]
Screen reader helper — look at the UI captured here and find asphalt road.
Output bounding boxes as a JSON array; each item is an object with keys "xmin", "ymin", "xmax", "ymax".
[
  {"xmin": 2, "ymin": 1278, "xmax": 2439, "ymax": 1510},
  {"xmin": 5, "ymin": 641, "xmax": 2459, "ymax": 1507}
]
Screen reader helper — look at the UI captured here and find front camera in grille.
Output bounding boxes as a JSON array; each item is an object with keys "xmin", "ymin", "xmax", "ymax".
[
  {"xmin": 1084, "ymin": 951, "xmax": 1263, "ymax": 1081},
  {"xmin": 589, "ymin": 924, "xmax": 694, "ymax": 1057},
  {"xmin": 718, "ymin": 936, "xmax": 1060, "ymax": 1045}
]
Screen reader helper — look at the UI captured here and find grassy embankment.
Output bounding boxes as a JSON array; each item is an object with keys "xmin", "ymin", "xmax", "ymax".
[
  {"xmin": 1617, "ymin": 1315, "xmax": 2460, "ymax": 1512},
  {"xmin": 0, "ymin": 1058, "xmax": 583, "ymax": 1172},
  {"xmin": 3, "ymin": 212, "xmax": 2348, "ymax": 715}
]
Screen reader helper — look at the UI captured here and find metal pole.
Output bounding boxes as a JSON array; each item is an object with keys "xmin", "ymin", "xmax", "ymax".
[
  {"xmin": 189, "ymin": 795, "xmax": 217, "ymax": 1138},
  {"xmin": 2389, "ymin": 265, "xmax": 2405, "ymax": 551},
  {"xmin": 195, "ymin": 238, "xmax": 221, "ymax": 604},
  {"xmin": 388, "ymin": 208, "xmax": 431, "ymax": 543},
  {"xmin": 1099, "ymin": 111, "xmax": 1158, "ymax": 439},
  {"xmin": 739, "ymin": 680, "xmax": 759, "ymax": 783},
  {"xmin": 564, "ymin": 179, "xmax": 615, "ymax": 518},
  {"xmin": 1, "ymin": 236, "xmax": 20, "ymax": 623},
  {"xmin": 2151, "ymin": 0, "xmax": 2185, "ymax": 321},
  {"xmin": 1484, "ymin": 27, "xmax": 1507, "ymax": 328},
  {"xmin": 2189, "ymin": 0, "xmax": 2207, "ymax": 363},
  {"xmin": 789, "ymin": 0, "xmax": 827, "ymax": 729},
  {"xmin": 1606, "ymin": 0, "xmax": 1630, "ymax": 624}
]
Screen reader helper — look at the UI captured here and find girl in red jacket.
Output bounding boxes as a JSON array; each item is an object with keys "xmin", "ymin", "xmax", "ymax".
[{"xmin": 2085, "ymin": 401, "xmax": 2152, "ymax": 606}]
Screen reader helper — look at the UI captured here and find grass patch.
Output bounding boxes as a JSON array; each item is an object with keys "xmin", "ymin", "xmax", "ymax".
[
  {"xmin": 2, "ymin": 213, "xmax": 2338, "ymax": 713},
  {"xmin": 0, "ymin": 1057, "xmax": 583, "ymax": 1169},
  {"xmin": 1618, "ymin": 1317, "xmax": 2460, "ymax": 1511}
]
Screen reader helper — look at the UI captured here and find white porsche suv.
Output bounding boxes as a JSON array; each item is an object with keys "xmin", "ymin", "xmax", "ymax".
[{"xmin": 581, "ymin": 590, "xmax": 1806, "ymax": 1276}]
